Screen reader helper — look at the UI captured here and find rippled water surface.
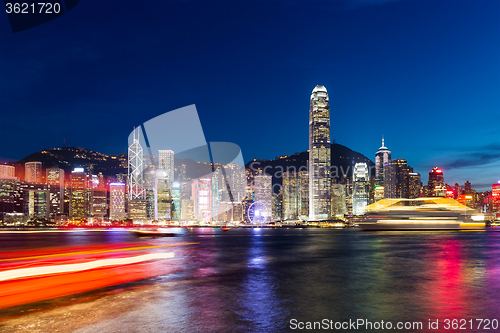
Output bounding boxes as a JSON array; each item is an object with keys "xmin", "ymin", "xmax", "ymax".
[{"xmin": 1, "ymin": 228, "xmax": 499, "ymax": 332}]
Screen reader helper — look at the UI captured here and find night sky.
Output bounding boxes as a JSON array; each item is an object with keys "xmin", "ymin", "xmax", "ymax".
[{"xmin": 0, "ymin": 0, "xmax": 499, "ymax": 190}]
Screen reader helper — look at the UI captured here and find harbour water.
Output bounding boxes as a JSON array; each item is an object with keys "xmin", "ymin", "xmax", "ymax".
[{"xmin": 1, "ymin": 228, "xmax": 499, "ymax": 332}]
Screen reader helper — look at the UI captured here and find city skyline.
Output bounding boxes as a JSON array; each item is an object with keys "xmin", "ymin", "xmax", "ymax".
[{"xmin": 0, "ymin": 0, "xmax": 499, "ymax": 191}]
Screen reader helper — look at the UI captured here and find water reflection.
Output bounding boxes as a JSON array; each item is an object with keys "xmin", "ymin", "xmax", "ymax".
[
  {"xmin": 236, "ymin": 231, "xmax": 287, "ymax": 332},
  {"xmin": 1, "ymin": 229, "xmax": 500, "ymax": 333}
]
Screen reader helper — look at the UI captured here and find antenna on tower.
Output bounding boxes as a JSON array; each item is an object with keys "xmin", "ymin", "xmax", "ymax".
[{"xmin": 382, "ymin": 135, "xmax": 385, "ymax": 147}]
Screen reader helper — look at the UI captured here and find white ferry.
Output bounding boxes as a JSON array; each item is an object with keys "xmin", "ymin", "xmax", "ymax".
[{"xmin": 357, "ymin": 198, "xmax": 486, "ymax": 231}]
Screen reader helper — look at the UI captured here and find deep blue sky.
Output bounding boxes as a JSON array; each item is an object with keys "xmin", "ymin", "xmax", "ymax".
[{"xmin": 1, "ymin": 0, "xmax": 499, "ymax": 190}]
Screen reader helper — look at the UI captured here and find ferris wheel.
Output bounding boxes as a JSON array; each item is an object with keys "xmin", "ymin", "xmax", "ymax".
[{"xmin": 247, "ymin": 201, "xmax": 269, "ymax": 224}]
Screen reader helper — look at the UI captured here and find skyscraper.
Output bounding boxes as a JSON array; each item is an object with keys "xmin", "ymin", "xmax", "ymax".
[
  {"xmin": 128, "ymin": 128, "xmax": 147, "ymax": 221},
  {"xmin": 91, "ymin": 173, "xmax": 107, "ymax": 221},
  {"xmin": 70, "ymin": 167, "xmax": 88, "ymax": 221},
  {"xmin": 128, "ymin": 128, "xmax": 145, "ymax": 200},
  {"xmin": 384, "ymin": 159, "xmax": 411, "ymax": 199},
  {"xmin": 352, "ymin": 163, "xmax": 369, "ymax": 215},
  {"xmin": 492, "ymin": 181, "xmax": 500, "ymax": 213},
  {"xmin": 25, "ymin": 162, "xmax": 42, "ymax": 183},
  {"xmin": 156, "ymin": 177, "xmax": 172, "ymax": 221},
  {"xmin": 254, "ymin": 174, "xmax": 272, "ymax": 223},
  {"xmin": 158, "ymin": 149, "xmax": 174, "ymax": 183},
  {"xmin": 109, "ymin": 183, "xmax": 126, "ymax": 221},
  {"xmin": 331, "ymin": 183, "xmax": 346, "ymax": 218},
  {"xmin": 375, "ymin": 138, "xmax": 391, "ymax": 187},
  {"xmin": 0, "ymin": 165, "xmax": 15, "ymax": 179},
  {"xmin": 408, "ymin": 172, "xmax": 422, "ymax": 199},
  {"xmin": 309, "ymin": 85, "xmax": 331, "ymax": 221},
  {"xmin": 192, "ymin": 178, "xmax": 212, "ymax": 223},
  {"xmin": 428, "ymin": 167, "xmax": 445, "ymax": 197},
  {"xmin": 283, "ymin": 172, "xmax": 300, "ymax": 220},
  {"xmin": 46, "ymin": 166, "xmax": 64, "ymax": 216},
  {"xmin": 464, "ymin": 180, "xmax": 472, "ymax": 195}
]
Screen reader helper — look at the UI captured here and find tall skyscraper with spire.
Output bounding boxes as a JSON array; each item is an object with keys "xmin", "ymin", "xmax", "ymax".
[
  {"xmin": 128, "ymin": 127, "xmax": 145, "ymax": 200},
  {"xmin": 375, "ymin": 137, "xmax": 391, "ymax": 187},
  {"xmin": 309, "ymin": 85, "xmax": 331, "ymax": 221}
]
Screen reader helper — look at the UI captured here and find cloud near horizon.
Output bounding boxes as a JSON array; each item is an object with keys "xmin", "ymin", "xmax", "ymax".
[{"xmin": 441, "ymin": 143, "xmax": 500, "ymax": 170}]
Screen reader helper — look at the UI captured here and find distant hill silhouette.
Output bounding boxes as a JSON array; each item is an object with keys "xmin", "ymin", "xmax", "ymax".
[
  {"xmin": 245, "ymin": 143, "xmax": 374, "ymax": 190},
  {"xmin": 14, "ymin": 143, "xmax": 373, "ymax": 186},
  {"xmin": 16, "ymin": 147, "xmax": 127, "ymax": 180}
]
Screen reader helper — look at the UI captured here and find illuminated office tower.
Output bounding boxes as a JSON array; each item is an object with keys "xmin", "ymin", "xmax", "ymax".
[
  {"xmin": 143, "ymin": 166, "xmax": 156, "ymax": 218},
  {"xmin": 427, "ymin": 167, "xmax": 445, "ymax": 197},
  {"xmin": 25, "ymin": 162, "xmax": 42, "ymax": 183},
  {"xmin": 464, "ymin": 181, "xmax": 472, "ymax": 195},
  {"xmin": 70, "ymin": 167, "xmax": 88, "ymax": 221},
  {"xmin": 181, "ymin": 198, "xmax": 194, "ymax": 221},
  {"xmin": 46, "ymin": 166, "xmax": 65, "ymax": 216},
  {"xmin": 408, "ymin": 172, "xmax": 422, "ymax": 199},
  {"xmin": 331, "ymin": 183, "xmax": 346, "ymax": 218},
  {"xmin": 492, "ymin": 181, "xmax": 500, "ymax": 212},
  {"xmin": 109, "ymin": 183, "xmax": 126, "ymax": 221},
  {"xmin": 309, "ymin": 85, "xmax": 331, "ymax": 221},
  {"xmin": 375, "ymin": 138, "xmax": 391, "ymax": 187},
  {"xmin": 283, "ymin": 171, "xmax": 309, "ymax": 221},
  {"xmin": 212, "ymin": 171, "xmax": 221, "ymax": 221},
  {"xmin": 158, "ymin": 150, "xmax": 174, "ymax": 183},
  {"xmin": 128, "ymin": 128, "xmax": 145, "ymax": 200},
  {"xmin": 156, "ymin": 177, "xmax": 172, "ymax": 221},
  {"xmin": 299, "ymin": 171, "xmax": 309, "ymax": 220},
  {"xmin": 192, "ymin": 178, "xmax": 212, "ymax": 223},
  {"xmin": 352, "ymin": 163, "xmax": 369, "ymax": 215},
  {"xmin": 0, "ymin": 165, "xmax": 15, "ymax": 179},
  {"xmin": 128, "ymin": 128, "xmax": 146, "ymax": 221},
  {"xmin": 180, "ymin": 180, "xmax": 193, "ymax": 221},
  {"xmin": 91, "ymin": 173, "xmax": 107, "ymax": 221},
  {"xmin": 454, "ymin": 183, "xmax": 463, "ymax": 197},
  {"xmin": 272, "ymin": 192, "xmax": 282, "ymax": 221},
  {"xmin": 254, "ymin": 174, "xmax": 272, "ymax": 223},
  {"xmin": 384, "ymin": 159, "xmax": 411, "ymax": 199},
  {"xmin": 19, "ymin": 181, "xmax": 49, "ymax": 220},
  {"xmin": 283, "ymin": 172, "xmax": 300, "ymax": 220},
  {"xmin": 171, "ymin": 182, "xmax": 180, "ymax": 221}
]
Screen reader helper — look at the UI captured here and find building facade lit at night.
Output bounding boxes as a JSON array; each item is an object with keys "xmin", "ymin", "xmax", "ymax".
[
  {"xmin": 127, "ymin": 128, "xmax": 147, "ymax": 221},
  {"xmin": 192, "ymin": 178, "xmax": 212, "ymax": 223},
  {"xmin": 70, "ymin": 168, "xmax": 88, "ymax": 221},
  {"xmin": 428, "ymin": 167, "xmax": 445, "ymax": 197},
  {"xmin": 109, "ymin": 183, "xmax": 126, "ymax": 221},
  {"xmin": 309, "ymin": 85, "xmax": 331, "ymax": 221},
  {"xmin": 25, "ymin": 162, "xmax": 42, "ymax": 184},
  {"xmin": 492, "ymin": 181, "xmax": 500, "ymax": 213},
  {"xmin": 352, "ymin": 163, "xmax": 369, "ymax": 216},
  {"xmin": 158, "ymin": 149, "xmax": 174, "ymax": 184},
  {"xmin": 46, "ymin": 166, "xmax": 64, "ymax": 217},
  {"xmin": 375, "ymin": 138, "xmax": 391, "ymax": 188},
  {"xmin": 254, "ymin": 174, "xmax": 272, "ymax": 223}
]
